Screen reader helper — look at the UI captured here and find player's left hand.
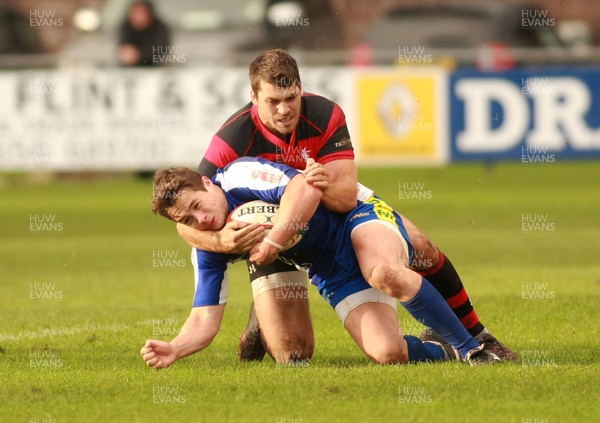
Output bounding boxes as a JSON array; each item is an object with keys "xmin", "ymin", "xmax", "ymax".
[
  {"xmin": 249, "ymin": 240, "xmax": 279, "ymax": 266},
  {"xmin": 304, "ymin": 158, "xmax": 329, "ymax": 191}
]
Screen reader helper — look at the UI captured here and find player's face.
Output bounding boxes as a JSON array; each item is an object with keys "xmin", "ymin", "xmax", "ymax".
[
  {"xmin": 169, "ymin": 178, "xmax": 227, "ymax": 231},
  {"xmin": 252, "ymin": 81, "xmax": 302, "ymax": 138}
]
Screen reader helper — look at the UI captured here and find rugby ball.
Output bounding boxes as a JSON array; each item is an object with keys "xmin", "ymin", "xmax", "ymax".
[{"xmin": 227, "ymin": 200, "xmax": 304, "ymax": 251}]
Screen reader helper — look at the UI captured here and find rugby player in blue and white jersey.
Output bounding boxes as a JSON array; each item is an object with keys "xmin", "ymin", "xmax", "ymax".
[{"xmin": 140, "ymin": 157, "xmax": 501, "ymax": 368}]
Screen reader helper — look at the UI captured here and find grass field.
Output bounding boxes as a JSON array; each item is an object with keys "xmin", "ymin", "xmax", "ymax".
[{"xmin": 0, "ymin": 161, "xmax": 599, "ymax": 422}]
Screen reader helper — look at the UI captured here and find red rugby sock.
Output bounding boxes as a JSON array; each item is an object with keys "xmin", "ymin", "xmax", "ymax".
[{"xmin": 418, "ymin": 251, "xmax": 485, "ymax": 337}]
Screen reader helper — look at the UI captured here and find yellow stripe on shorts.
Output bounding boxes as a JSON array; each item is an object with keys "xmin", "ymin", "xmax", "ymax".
[{"xmin": 364, "ymin": 196, "xmax": 398, "ymax": 227}]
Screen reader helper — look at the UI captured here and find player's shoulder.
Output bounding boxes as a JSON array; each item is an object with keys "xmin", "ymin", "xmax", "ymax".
[
  {"xmin": 220, "ymin": 157, "xmax": 299, "ymax": 184},
  {"xmin": 216, "ymin": 102, "xmax": 254, "ymax": 136},
  {"xmin": 301, "ymin": 93, "xmax": 343, "ymax": 129},
  {"xmin": 302, "ymin": 93, "xmax": 338, "ymax": 112},
  {"xmin": 219, "ymin": 157, "xmax": 265, "ymax": 182},
  {"xmin": 224, "ymin": 157, "xmax": 296, "ymax": 173}
]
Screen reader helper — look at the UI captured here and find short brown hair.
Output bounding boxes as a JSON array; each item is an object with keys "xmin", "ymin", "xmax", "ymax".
[
  {"xmin": 152, "ymin": 167, "xmax": 206, "ymax": 220},
  {"xmin": 249, "ymin": 49, "xmax": 301, "ymax": 94}
]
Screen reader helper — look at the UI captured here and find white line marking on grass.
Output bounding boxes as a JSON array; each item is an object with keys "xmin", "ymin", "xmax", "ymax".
[{"xmin": 0, "ymin": 321, "xmax": 153, "ymax": 342}]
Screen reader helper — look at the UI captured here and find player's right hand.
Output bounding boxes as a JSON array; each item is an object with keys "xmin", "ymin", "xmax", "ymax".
[
  {"xmin": 218, "ymin": 221, "xmax": 265, "ymax": 254},
  {"xmin": 140, "ymin": 340, "xmax": 177, "ymax": 369}
]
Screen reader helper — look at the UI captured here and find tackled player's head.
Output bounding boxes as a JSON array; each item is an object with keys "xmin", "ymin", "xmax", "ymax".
[
  {"xmin": 152, "ymin": 167, "xmax": 228, "ymax": 231},
  {"xmin": 152, "ymin": 167, "xmax": 205, "ymax": 219}
]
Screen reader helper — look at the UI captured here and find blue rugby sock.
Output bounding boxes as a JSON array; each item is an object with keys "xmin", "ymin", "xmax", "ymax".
[
  {"xmin": 401, "ymin": 278, "xmax": 480, "ymax": 359},
  {"xmin": 404, "ymin": 335, "xmax": 446, "ymax": 362}
]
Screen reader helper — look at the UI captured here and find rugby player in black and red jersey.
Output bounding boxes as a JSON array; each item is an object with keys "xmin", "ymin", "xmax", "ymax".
[{"xmin": 176, "ymin": 49, "xmax": 516, "ymax": 363}]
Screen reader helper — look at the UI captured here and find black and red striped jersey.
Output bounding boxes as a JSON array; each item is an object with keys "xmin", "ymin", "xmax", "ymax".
[{"xmin": 198, "ymin": 93, "xmax": 354, "ymax": 177}]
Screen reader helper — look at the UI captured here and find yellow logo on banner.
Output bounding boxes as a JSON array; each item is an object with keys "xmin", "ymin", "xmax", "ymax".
[{"xmin": 358, "ymin": 73, "xmax": 438, "ymax": 159}]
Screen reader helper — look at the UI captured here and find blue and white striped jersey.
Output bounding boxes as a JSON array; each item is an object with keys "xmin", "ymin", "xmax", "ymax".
[
  {"xmin": 191, "ymin": 157, "xmax": 340, "ymax": 307},
  {"xmin": 190, "ymin": 157, "xmax": 412, "ymax": 309}
]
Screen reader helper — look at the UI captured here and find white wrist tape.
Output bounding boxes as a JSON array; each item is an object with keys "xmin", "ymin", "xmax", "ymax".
[{"xmin": 263, "ymin": 238, "xmax": 284, "ymax": 250}]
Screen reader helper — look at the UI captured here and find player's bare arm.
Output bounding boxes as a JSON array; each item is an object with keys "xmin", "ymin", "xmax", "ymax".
[
  {"xmin": 176, "ymin": 221, "xmax": 265, "ymax": 254},
  {"xmin": 250, "ymin": 173, "xmax": 322, "ymax": 265},
  {"xmin": 141, "ymin": 304, "xmax": 225, "ymax": 369},
  {"xmin": 305, "ymin": 159, "xmax": 357, "ymax": 213}
]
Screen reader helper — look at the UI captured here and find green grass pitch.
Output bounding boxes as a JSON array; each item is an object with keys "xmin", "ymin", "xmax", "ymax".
[{"xmin": 0, "ymin": 161, "xmax": 598, "ymax": 422}]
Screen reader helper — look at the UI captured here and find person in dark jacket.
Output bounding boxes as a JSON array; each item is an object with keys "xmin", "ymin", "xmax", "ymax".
[{"xmin": 118, "ymin": 0, "xmax": 171, "ymax": 67}]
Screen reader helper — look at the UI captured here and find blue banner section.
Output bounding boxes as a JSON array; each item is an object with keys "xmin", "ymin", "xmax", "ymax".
[{"xmin": 450, "ymin": 67, "xmax": 600, "ymax": 161}]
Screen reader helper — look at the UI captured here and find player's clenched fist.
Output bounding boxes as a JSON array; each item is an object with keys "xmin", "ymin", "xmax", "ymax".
[{"xmin": 140, "ymin": 339, "xmax": 177, "ymax": 369}]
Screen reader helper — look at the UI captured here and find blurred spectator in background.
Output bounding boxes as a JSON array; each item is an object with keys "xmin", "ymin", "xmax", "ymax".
[
  {"xmin": 0, "ymin": 6, "xmax": 44, "ymax": 55},
  {"xmin": 118, "ymin": 0, "xmax": 171, "ymax": 67}
]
